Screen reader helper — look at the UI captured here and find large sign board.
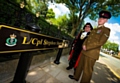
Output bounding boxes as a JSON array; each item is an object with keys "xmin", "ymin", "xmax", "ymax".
[{"xmin": 0, "ymin": 25, "xmax": 64, "ymax": 53}]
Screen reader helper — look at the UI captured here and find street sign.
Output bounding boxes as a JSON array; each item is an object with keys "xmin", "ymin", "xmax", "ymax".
[{"xmin": 0, "ymin": 25, "xmax": 63, "ymax": 53}]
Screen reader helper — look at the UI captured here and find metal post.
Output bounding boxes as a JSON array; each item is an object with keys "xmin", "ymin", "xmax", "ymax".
[
  {"xmin": 54, "ymin": 48, "xmax": 63, "ymax": 64},
  {"xmin": 54, "ymin": 37, "xmax": 66, "ymax": 64},
  {"xmin": 11, "ymin": 22, "xmax": 41, "ymax": 83},
  {"xmin": 11, "ymin": 52, "xmax": 33, "ymax": 83}
]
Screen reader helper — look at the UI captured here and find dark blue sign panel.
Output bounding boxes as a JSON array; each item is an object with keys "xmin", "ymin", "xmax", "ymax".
[{"xmin": 0, "ymin": 25, "xmax": 63, "ymax": 53}]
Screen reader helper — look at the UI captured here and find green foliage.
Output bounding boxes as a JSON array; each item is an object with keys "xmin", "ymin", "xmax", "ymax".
[
  {"xmin": 0, "ymin": 0, "xmax": 73, "ymax": 42},
  {"xmin": 0, "ymin": 0, "xmax": 19, "ymax": 25},
  {"xmin": 46, "ymin": 9, "xmax": 55, "ymax": 19},
  {"xmin": 49, "ymin": 14, "xmax": 71, "ymax": 33},
  {"xmin": 26, "ymin": 0, "xmax": 48, "ymax": 17},
  {"xmin": 102, "ymin": 41, "xmax": 119, "ymax": 52},
  {"xmin": 54, "ymin": 0, "xmax": 120, "ymax": 36}
]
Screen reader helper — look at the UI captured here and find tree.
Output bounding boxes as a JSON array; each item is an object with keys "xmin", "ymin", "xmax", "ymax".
[
  {"xmin": 25, "ymin": 0, "xmax": 48, "ymax": 18},
  {"xmin": 49, "ymin": 14, "xmax": 69, "ymax": 31},
  {"xmin": 46, "ymin": 8, "xmax": 55, "ymax": 19},
  {"xmin": 57, "ymin": 15, "xmax": 69, "ymax": 32},
  {"xmin": 102, "ymin": 41, "xmax": 119, "ymax": 53},
  {"xmin": 54, "ymin": 0, "xmax": 120, "ymax": 36}
]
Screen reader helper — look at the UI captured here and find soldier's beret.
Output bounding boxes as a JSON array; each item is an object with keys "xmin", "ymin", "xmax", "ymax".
[{"xmin": 99, "ymin": 10, "xmax": 111, "ymax": 19}]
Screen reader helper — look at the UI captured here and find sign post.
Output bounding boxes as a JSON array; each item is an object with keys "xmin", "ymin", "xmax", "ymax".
[
  {"xmin": 54, "ymin": 39, "xmax": 69, "ymax": 64},
  {"xmin": 0, "ymin": 25, "xmax": 63, "ymax": 83},
  {"xmin": 11, "ymin": 52, "xmax": 33, "ymax": 83}
]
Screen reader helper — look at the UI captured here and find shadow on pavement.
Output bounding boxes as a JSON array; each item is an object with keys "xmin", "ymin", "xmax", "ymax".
[
  {"xmin": 92, "ymin": 62, "xmax": 120, "ymax": 83},
  {"xmin": 3, "ymin": 55, "xmax": 120, "ymax": 83}
]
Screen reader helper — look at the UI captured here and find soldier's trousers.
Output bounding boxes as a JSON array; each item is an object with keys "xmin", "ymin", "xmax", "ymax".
[{"xmin": 74, "ymin": 54, "xmax": 96, "ymax": 83}]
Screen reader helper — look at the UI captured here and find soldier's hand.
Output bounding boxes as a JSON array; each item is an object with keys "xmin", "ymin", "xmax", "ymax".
[{"xmin": 83, "ymin": 45, "xmax": 86, "ymax": 51}]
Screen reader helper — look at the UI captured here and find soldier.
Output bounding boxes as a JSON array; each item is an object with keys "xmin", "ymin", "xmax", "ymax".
[{"xmin": 69, "ymin": 10, "xmax": 111, "ymax": 83}]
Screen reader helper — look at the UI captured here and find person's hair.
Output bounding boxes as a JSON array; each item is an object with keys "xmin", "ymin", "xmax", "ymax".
[{"xmin": 83, "ymin": 22, "xmax": 93, "ymax": 30}]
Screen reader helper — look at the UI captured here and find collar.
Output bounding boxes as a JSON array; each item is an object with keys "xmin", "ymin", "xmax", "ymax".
[{"xmin": 98, "ymin": 25, "xmax": 104, "ymax": 28}]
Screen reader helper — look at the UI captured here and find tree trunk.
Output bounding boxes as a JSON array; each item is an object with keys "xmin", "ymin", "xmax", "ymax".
[
  {"xmin": 70, "ymin": 19, "xmax": 82, "ymax": 36},
  {"xmin": 70, "ymin": 27, "xmax": 77, "ymax": 36}
]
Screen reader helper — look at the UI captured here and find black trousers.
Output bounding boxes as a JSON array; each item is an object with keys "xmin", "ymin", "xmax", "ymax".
[{"xmin": 68, "ymin": 50, "xmax": 81, "ymax": 68}]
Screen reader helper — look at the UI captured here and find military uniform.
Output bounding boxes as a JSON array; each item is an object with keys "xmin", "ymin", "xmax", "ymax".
[
  {"xmin": 74, "ymin": 26, "xmax": 110, "ymax": 82},
  {"xmin": 82, "ymin": 26, "xmax": 110, "ymax": 60},
  {"xmin": 73, "ymin": 10, "xmax": 111, "ymax": 83}
]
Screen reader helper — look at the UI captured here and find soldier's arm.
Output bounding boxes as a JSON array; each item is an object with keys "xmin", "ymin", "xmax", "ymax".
[
  {"xmin": 82, "ymin": 37, "xmax": 88, "ymax": 50},
  {"xmin": 86, "ymin": 28, "xmax": 110, "ymax": 50}
]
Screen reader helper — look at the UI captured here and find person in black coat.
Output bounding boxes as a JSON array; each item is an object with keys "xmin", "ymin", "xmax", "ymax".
[{"xmin": 66, "ymin": 22, "xmax": 93, "ymax": 70}]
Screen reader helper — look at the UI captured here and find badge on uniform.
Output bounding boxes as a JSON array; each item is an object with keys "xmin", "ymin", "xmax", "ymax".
[{"xmin": 97, "ymin": 30, "xmax": 101, "ymax": 34}]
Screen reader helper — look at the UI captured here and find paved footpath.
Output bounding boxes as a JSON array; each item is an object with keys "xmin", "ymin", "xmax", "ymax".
[{"xmin": 4, "ymin": 55, "xmax": 120, "ymax": 83}]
